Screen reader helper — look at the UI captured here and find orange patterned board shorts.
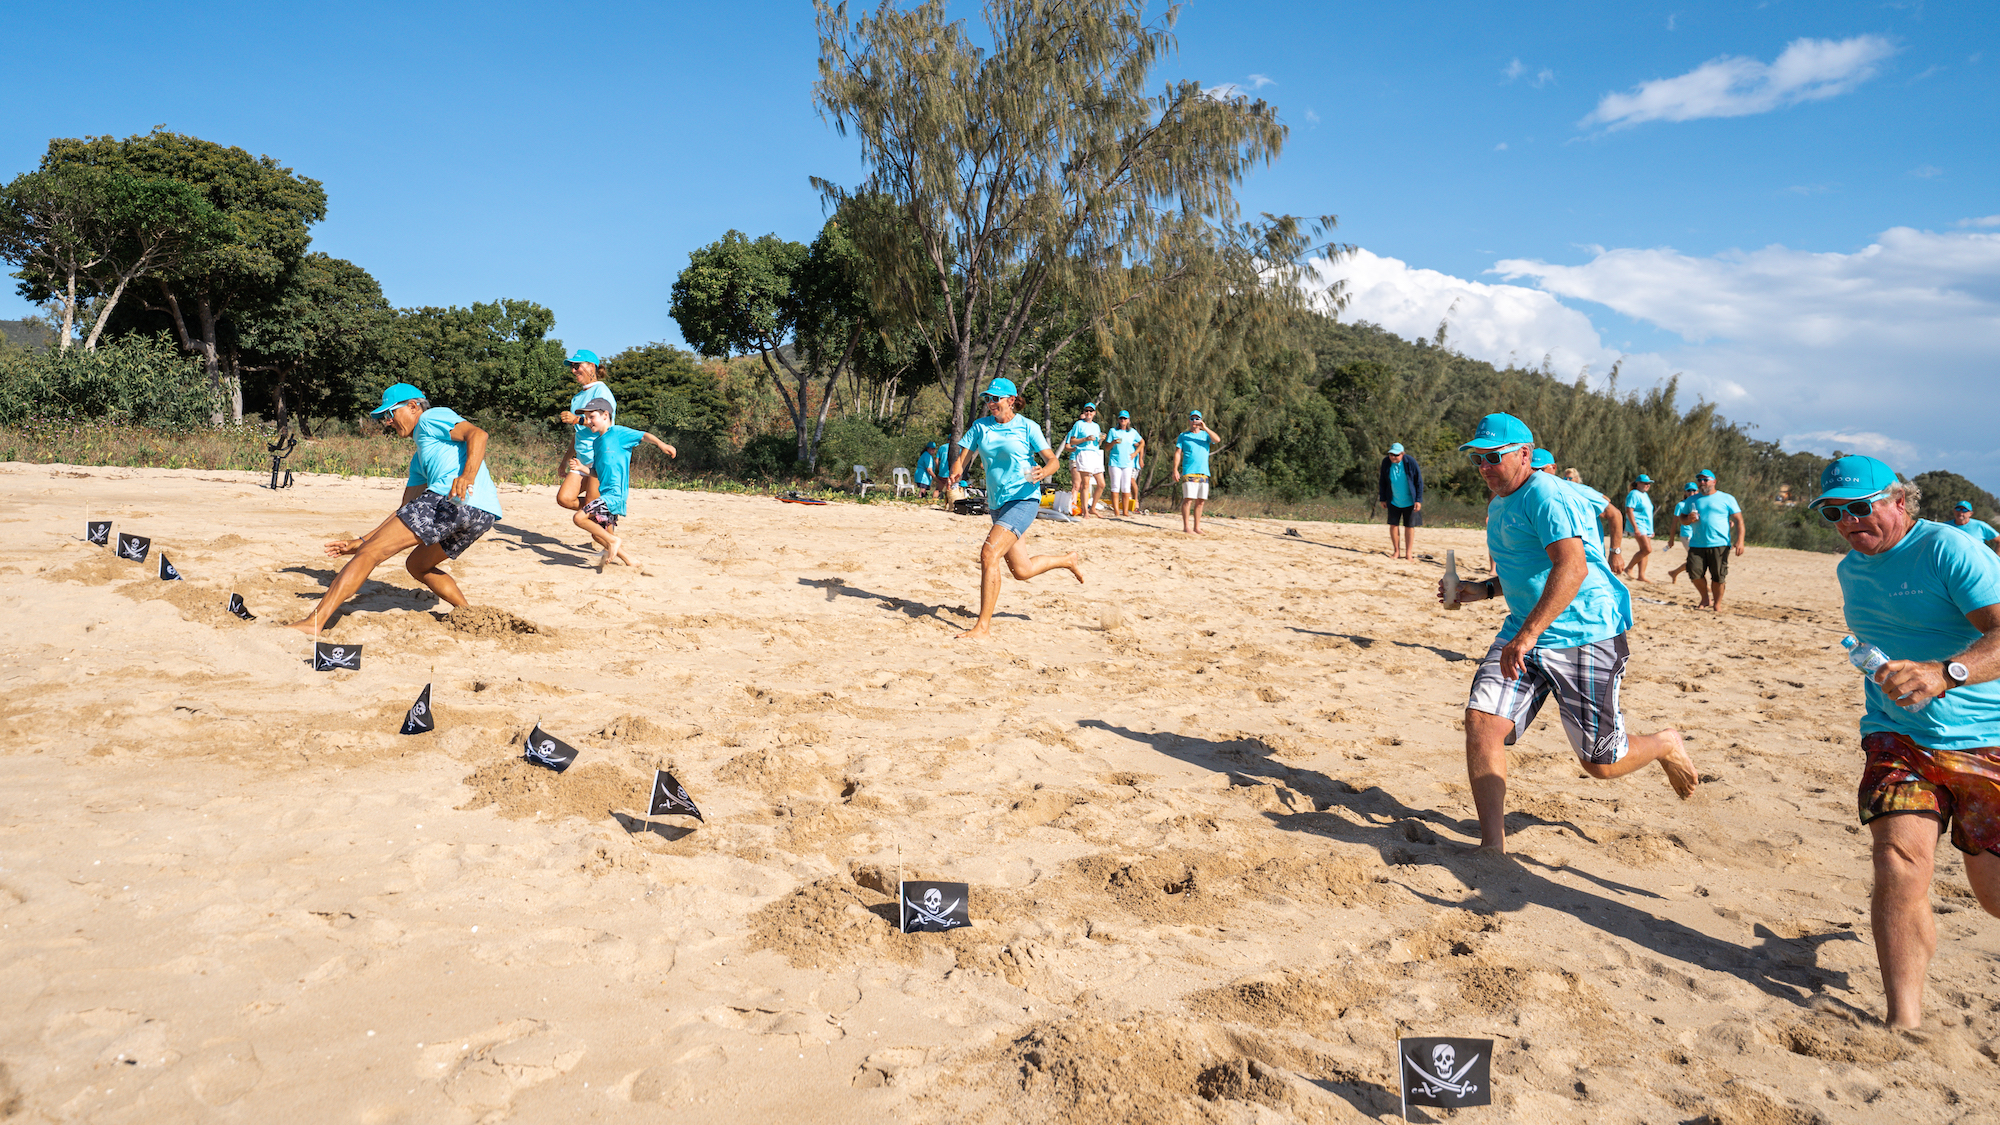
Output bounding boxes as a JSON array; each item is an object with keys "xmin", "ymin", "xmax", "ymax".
[{"xmin": 1859, "ymin": 731, "xmax": 2000, "ymax": 856}]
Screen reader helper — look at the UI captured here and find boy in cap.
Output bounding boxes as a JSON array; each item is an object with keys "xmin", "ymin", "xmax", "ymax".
[
  {"xmin": 289, "ymin": 384, "xmax": 502, "ymax": 633},
  {"xmin": 574, "ymin": 399, "xmax": 676, "ymax": 569},
  {"xmin": 556, "ymin": 349, "xmax": 616, "ymax": 515},
  {"xmin": 1949, "ymin": 501, "xmax": 2000, "ymax": 556}
]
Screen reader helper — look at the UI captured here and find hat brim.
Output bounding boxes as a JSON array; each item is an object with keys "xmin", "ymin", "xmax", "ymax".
[
  {"xmin": 1457, "ymin": 437, "xmax": 1525, "ymax": 451},
  {"xmin": 1811, "ymin": 484, "xmax": 1888, "ymax": 506}
]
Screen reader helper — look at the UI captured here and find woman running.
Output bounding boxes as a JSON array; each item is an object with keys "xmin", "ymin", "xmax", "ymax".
[{"xmin": 944, "ymin": 378, "xmax": 1084, "ymax": 640}]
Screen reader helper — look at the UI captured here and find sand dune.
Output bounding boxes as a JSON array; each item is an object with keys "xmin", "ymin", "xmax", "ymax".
[{"xmin": 1, "ymin": 462, "xmax": 1995, "ymax": 1123}]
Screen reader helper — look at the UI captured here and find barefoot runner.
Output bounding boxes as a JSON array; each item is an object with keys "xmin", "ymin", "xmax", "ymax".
[
  {"xmin": 944, "ymin": 378, "xmax": 1084, "ymax": 640},
  {"xmin": 288, "ymin": 384, "xmax": 501, "ymax": 633},
  {"xmin": 574, "ymin": 398, "xmax": 676, "ymax": 568},
  {"xmin": 556, "ymin": 349, "xmax": 615, "ymax": 516},
  {"xmin": 1440, "ymin": 412, "xmax": 1698, "ymax": 851}
]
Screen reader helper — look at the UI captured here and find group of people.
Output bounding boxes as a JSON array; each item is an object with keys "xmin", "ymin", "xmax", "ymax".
[{"xmin": 276, "ymin": 368, "xmax": 2000, "ymax": 1033}]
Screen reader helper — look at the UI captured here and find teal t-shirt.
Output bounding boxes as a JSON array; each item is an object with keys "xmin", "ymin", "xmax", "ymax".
[
  {"xmin": 1625, "ymin": 490, "xmax": 1654, "ymax": 537},
  {"xmin": 1177, "ymin": 430, "xmax": 1214, "ymax": 476},
  {"xmin": 1485, "ymin": 470, "xmax": 1632, "ymax": 649},
  {"xmin": 1952, "ymin": 517, "xmax": 1999, "ymax": 542},
  {"xmin": 962, "ymin": 414, "xmax": 1050, "ymax": 507},
  {"xmin": 589, "ymin": 425, "xmax": 647, "ymax": 516},
  {"xmin": 1685, "ymin": 491, "xmax": 1741, "ymax": 548},
  {"xmin": 1104, "ymin": 428, "xmax": 1142, "ymax": 469},
  {"xmin": 1675, "ymin": 497, "xmax": 1696, "ymax": 540},
  {"xmin": 405, "ymin": 407, "xmax": 503, "ymax": 518},
  {"xmin": 1838, "ymin": 519, "xmax": 2000, "ymax": 751},
  {"xmin": 1065, "ymin": 420, "xmax": 1103, "ymax": 453},
  {"xmin": 570, "ymin": 382, "xmax": 616, "ymax": 462},
  {"xmin": 915, "ymin": 449, "xmax": 938, "ymax": 485},
  {"xmin": 1389, "ymin": 461, "xmax": 1414, "ymax": 507}
]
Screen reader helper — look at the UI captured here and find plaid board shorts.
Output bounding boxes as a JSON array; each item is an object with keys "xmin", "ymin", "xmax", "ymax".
[
  {"xmin": 580, "ymin": 497, "xmax": 619, "ymax": 531},
  {"xmin": 1467, "ymin": 633, "xmax": 1631, "ymax": 764},
  {"xmin": 395, "ymin": 492, "xmax": 496, "ymax": 559},
  {"xmin": 1859, "ymin": 731, "xmax": 2000, "ymax": 856}
]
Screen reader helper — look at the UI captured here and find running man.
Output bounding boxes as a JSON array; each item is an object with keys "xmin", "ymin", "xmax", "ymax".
[
  {"xmin": 1103, "ymin": 411, "xmax": 1145, "ymax": 516},
  {"xmin": 915, "ymin": 442, "xmax": 942, "ymax": 499},
  {"xmin": 1623, "ymin": 474, "xmax": 1656, "ymax": 582},
  {"xmin": 944, "ymin": 378, "xmax": 1084, "ymax": 641},
  {"xmin": 1378, "ymin": 442, "xmax": 1423, "ymax": 559},
  {"xmin": 288, "ymin": 383, "xmax": 502, "ymax": 634},
  {"xmin": 556, "ymin": 349, "xmax": 616, "ymax": 516},
  {"xmin": 1810, "ymin": 455, "xmax": 2000, "ymax": 1028},
  {"xmin": 1440, "ymin": 412, "xmax": 1697, "ymax": 852},
  {"xmin": 1057, "ymin": 403, "xmax": 1106, "ymax": 518},
  {"xmin": 1173, "ymin": 410, "xmax": 1221, "ymax": 535},
  {"xmin": 1949, "ymin": 501, "xmax": 2000, "ymax": 556},
  {"xmin": 1678, "ymin": 470, "xmax": 1744, "ymax": 612}
]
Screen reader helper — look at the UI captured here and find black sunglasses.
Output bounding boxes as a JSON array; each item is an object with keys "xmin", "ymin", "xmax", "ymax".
[{"xmin": 1814, "ymin": 492, "xmax": 1888, "ymax": 523}]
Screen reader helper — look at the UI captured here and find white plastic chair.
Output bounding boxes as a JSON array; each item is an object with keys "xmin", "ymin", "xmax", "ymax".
[
  {"xmin": 852, "ymin": 464, "xmax": 873, "ymax": 497},
  {"xmin": 891, "ymin": 467, "xmax": 915, "ymax": 498}
]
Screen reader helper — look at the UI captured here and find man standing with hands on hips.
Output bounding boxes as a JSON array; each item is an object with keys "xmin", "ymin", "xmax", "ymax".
[
  {"xmin": 1439, "ymin": 412, "xmax": 1697, "ymax": 852},
  {"xmin": 1812, "ymin": 455, "xmax": 2000, "ymax": 1029},
  {"xmin": 1378, "ymin": 442, "xmax": 1423, "ymax": 559},
  {"xmin": 1679, "ymin": 470, "xmax": 1744, "ymax": 611}
]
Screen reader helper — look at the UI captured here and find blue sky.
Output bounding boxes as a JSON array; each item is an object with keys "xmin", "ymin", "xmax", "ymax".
[{"xmin": 3, "ymin": 1, "xmax": 1996, "ymax": 485}]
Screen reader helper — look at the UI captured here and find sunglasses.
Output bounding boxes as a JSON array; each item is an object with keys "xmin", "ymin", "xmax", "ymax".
[
  {"xmin": 1466, "ymin": 446, "xmax": 1525, "ymax": 465},
  {"xmin": 1813, "ymin": 490, "xmax": 1890, "ymax": 523}
]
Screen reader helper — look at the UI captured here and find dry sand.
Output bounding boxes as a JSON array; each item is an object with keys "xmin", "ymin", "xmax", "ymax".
[{"xmin": 2, "ymin": 461, "xmax": 1997, "ymax": 1124}]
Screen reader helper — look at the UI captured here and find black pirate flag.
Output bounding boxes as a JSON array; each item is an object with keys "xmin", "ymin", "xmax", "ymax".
[
  {"xmin": 115, "ymin": 533, "xmax": 151, "ymax": 563},
  {"xmin": 400, "ymin": 683, "xmax": 435, "ymax": 735},
  {"xmin": 522, "ymin": 724, "xmax": 578, "ymax": 772},
  {"xmin": 157, "ymin": 553, "xmax": 182, "ymax": 581},
  {"xmin": 1399, "ymin": 1037, "xmax": 1493, "ymax": 1114},
  {"xmin": 899, "ymin": 880, "xmax": 970, "ymax": 934},
  {"xmin": 227, "ymin": 593, "xmax": 256, "ymax": 621},
  {"xmin": 646, "ymin": 769, "xmax": 702, "ymax": 820},
  {"xmin": 85, "ymin": 520, "xmax": 111, "ymax": 546},
  {"xmin": 312, "ymin": 641, "xmax": 363, "ymax": 671}
]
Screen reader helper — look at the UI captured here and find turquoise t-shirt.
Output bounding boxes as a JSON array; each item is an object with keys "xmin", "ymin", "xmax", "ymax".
[
  {"xmin": 1625, "ymin": 490, "xmax": 1654, "ymax": 537},
  {"xmin": 1952, "ymin": 517, "xmax": 1999, "ymax": 542},
  {"xmin": 1685, "ymin": 491, "xmax": 1742, "ymax": 549},
  {"xmin": 1177, "ymin": 430, "xmax": 1214, "ymax": 476},
  {"xmin": 1675, "ymin": 497, "xmax": 1696, "ymax": 540},
  {"xmin": 1389, "ymin": 461, "xmax": 1414, "ymax": 507},
  {"xmin": 914, "ymin": 449, "xmax": 938, "ymax": 485},
  {"xmin": 1065, "ymin": 420, "xmax": 1103, "ymax": 454},
  {"xmin": 1838, "ymin": 519, "xmax": 2000, "ymax": 751},
  {"xmin": 1485, "ymin": 470, "xmax": 1632, "ymax": 649},
  {"xmin": 1104, "ymin": 428, "xmax": 1142, "ymax": 469},
  {"xmin": 962, "ymin": 414, "xmax": 1050, "ymax": 507},
  {"xmin": 589, "ymin": 425, "xmax": 647, "ymax": 516},
  {"xmin": 570, "ymin": 382, "xmax": 617, "ymax": 462},
  {"xmin": 405, "ymin": 407, "xmax": 503, "ymax": 518}
]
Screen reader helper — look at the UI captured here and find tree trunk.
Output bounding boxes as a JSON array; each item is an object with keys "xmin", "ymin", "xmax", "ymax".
[
  {"xmin": 271, "ymin": 361, "xmax": 292, "ymax": 434},
  {"xmin": 58, "ymin": 271, "xmax": 76, "ymax": 351}
]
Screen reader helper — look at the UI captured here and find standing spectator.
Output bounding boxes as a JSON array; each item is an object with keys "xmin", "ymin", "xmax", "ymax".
[
  {"xmin": 1949, "ymin": 501, "xmax": 2000, "ymax": 556},
  {"xmin": 1102, "ymin": 411, "xmax": 1145, "ymax": 517},
  {"xmin": 1623, "ymin": 475, "xmax": 1657, "ymax": 582},
  {"xmin": 1678, "ymin": 470, "xmax": 1745, "ymax": 612},
  {"xmin": 1377, "ymin": 442, "xmax": 1423, "ymax": 559},
  {"xmin": 1172, "ymin": 410, "xmax": 1221, "ymax": 535},
  {"xmin": 1057, "ymin": 403, "xmax": 1106, "ymax": 519},
  {"xmin": 1813, "ymin": 455, "xmax": 2000, "ymax": 1028}
]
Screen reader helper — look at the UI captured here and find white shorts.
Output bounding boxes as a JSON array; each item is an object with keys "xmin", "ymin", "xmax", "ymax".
[
  {"xmin": 1182, "ymin": 477, "xmax": 1209, "ymax": 500},
  {"xmin": 1073, "ymin": 449, "xmax": 1104, "ymax": 475},
  {"xmin": 1105, "ymin": 466, "xmax": 1135, "ymax": 492}
]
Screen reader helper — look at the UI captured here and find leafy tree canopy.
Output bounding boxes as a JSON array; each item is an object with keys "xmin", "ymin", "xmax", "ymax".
[
  {"xmin": 384, "ymin": 299, "xmax": 568, "ymax": 422},
  {"xmin": 601, "ymin": 342, "xmax": 728, "ymax": 439}
]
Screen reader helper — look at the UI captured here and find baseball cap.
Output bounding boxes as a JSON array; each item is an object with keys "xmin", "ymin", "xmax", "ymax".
[
  {"xmin": 566, "ymin": 349, "xmax": 601, "ymax": 366},
  {"xmin": 924, "ymin": 441, "xmax": 937, "ymax": 449},
  {"xmin": 983, "ymin": 377, "xmax": 1018, "ymax": 398},
  {"xmin": 578, "ymin": 398, "xmax": 614, "ymax": 415},
  {"xmin": 1117, "ymin": 410, "xmax": 1130, "ymax": 419},
  {"xmin": 1956, "ymin": 500, "xmax": 1974, "ymax": 512},
  {"xmin": 1459, "ymin": 413, "xmax": 1534, "ymax": 451},
  {"xmin": 1387, "ymin": 442, "xmax": 1405, "ymax": 454},
  {"xmin": 1529, "ymin": 448, "xmax": 1554, "ymax": 469},
  {"xmin": 1696, "ymin": 469, "xmax": 1716, "ymax": 480},
  {"xmin": 1083, "ymin": 402, "xmax": 1096, "ymax": 411},
  {"xmin": 1811, "ymin": 454, "xmax": 1898, "ymax": 507},
  {"xmin": 370, "ymin": 383, "xmax": 426, "ymax": 417},
  {"xmin": 1189, "ymin": 409, "xmax": 1203, "ymax": 419},
  {"xmin": 1682, "ymin": 482, "xmax": 1697, "ymax": 492},
  {"xmin": 1635, "ymin": 474, "xmax": 1653, "ymax": 483}
]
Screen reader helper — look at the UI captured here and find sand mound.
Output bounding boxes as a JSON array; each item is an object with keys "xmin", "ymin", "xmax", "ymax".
[
  {"xmin": 456, "ymin": 758, "xmax": 644, "ymax": 821},
  {"xmin": 442, "ymin": 604, "xmax": 543, "ymax": 637}
]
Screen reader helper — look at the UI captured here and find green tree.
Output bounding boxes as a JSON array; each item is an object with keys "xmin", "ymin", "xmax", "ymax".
[
  {"xmin": 600, "ymin": 342, "xmax": 728, "ymax": 438},
  {"xmin": 1912, "ymin": 471, "xmax": 2000, "ymax": 523},
  {"xmin": 235, "ymin": 253, "xmax": 396, "ymax": 434},
  {"xmin": 384, "ymin": 299, "xmax": 569, "ymax": 421}
]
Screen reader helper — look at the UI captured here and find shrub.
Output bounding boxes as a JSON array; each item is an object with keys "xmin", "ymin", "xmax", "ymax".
[{"xmin": 0, "ymin": 334, "xmax": 223, "ymax": 428}]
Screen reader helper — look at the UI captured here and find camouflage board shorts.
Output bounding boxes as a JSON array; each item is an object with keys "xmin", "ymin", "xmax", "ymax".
[{"xmin": 1859, "ymin": 731, "xmax": 2000, "ymax": 856}]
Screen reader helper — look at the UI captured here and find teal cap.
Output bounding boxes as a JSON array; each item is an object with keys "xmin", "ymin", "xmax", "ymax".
[
  {"xmin": 1387, "ymin": 442, "xmax": 1405, "ymax": 454},
  {"xmin": 1635, "ymin": 474, "xmax": 1653, "ymax": 483},
  {"xmin": 1117, "ymin": 410, "xmax": 1130, "ymax": 419},
  {"xmin": 1682, "ymin": 481, "xmax": 1697, "ymax": 492},
  {"xmin": 1529, "ymin": 448, "xmax": 1554, "ymax": 469},
  {"xmin": 370, "ymin": 383, "xmax": 425, "ymax": 417},
  {"xmin": 924, "ymin": 441, "xmax": 937, "ymax": 449},
  {"xmin": 566, "ymin": 349, "xmax": 600, "ymax": 366},
  {"xmin": 1696, "ymin": 469, "xmax": 1715, "ymax": 479},
  {"xmin": 983, "ymin": 378, "xmax": 1018, "ymax": 398},
  {"xmin": 1083, "ymin": 402, "xmax": 1096, "ymax": 411},
  {"xmin": 1956, "ymin": 500, "xmax": 1974, "ymax": 511},
  {"xmin": 1460, "ymin": 413, "xmax": 1534, "ymax": 451},
  {"xmin": 1812, "ymin": 455, "xmax": 1898, "ymax": 506},
  {"xmin": 1189, "ymin": 409, "xmax": 1203, "ymax": 419}
]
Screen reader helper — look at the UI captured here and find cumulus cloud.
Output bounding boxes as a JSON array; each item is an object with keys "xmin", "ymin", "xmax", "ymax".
[
  {"xmin": 1779, "ymin": 430, "xmax": 1919, "ymax": 462},
  {"xmin": 1957, "ymin": 215, "xmax": 2000, "ymax": 228},
  {"xmin": 1503, "ymin": 58, "xmax": 1525, "ymax": 81},
  {"xmin": 1582, "ymin": 35, "xmax": 1895, "ymax": 129}
]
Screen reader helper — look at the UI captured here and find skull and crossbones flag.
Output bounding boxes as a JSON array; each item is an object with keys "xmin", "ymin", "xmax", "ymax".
[
  {"xmin": 227, "ymin": 593, "xmax": 256, "ymax": 620},
  {"xmin": 85, "ymin": 520, "xmax": 111, "ymax": 545},
  {"xmin": 115, "ymin": 533, "xmax": 151, "ymax": 563},
  {"xmin": 899, "ymin": 880, "xmax": 970, "ymax": 933},
  {"xmin": 646, "ymin": 769, "xmax": 702, "ymax": 820},
  {"xmin": 522, "ymin": 724, "xmax": 578, "ymax": 773},
  {"xmin": 400, "ymin": 683, "xmax": 435, "ymax": 735},
  {"xmin": 157, "ymin": 553, "xmax": 182, "ymax": 581},
  {"xmin": 1398, "ymin": 1036, "xmax": 1492, "ymax": 1113},
  {"xmin": 312, "ymin": 642, "xmax": 363, "ymax": 671}
]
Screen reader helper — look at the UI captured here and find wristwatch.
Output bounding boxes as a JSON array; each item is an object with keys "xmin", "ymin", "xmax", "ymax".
[{"xmin": 1945, "ymin": 661, "xmax": 1971, "ymax": 690}]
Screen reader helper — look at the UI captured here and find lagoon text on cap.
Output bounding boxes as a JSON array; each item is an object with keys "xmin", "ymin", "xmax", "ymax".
[{"xmin": 1811, "ymin": 454, "xmax": 1898, "ymax": 507}]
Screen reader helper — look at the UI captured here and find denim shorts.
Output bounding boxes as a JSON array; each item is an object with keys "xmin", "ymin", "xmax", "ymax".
[{"xmin": 991, "ymin": 497, "xmax": 1039, "ymax": 538}]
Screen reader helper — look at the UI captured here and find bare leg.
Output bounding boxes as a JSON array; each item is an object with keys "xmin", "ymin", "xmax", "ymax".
[
  {"xmin": 1386, "ymin": 515, "xmax": 1398, "ymax": 556},
  {"xmin": 557, "ymin": 457, "xmax": 589, "ymax": 512},
  {"xmin": 1690, "ymin": 575, "xmax": 1712, "ymax": 608},
  {"xmin": 1710, "ymin": 579, "xmax": 1727, "ymax": 613},
  {"xmin": 1464, "ymin": 708, "xmax": 1514, "ymax": 851},
  {"xmin": 1082, "ymin": 473, "xmax": 1101, "ymax": 517},
  {"xmin": 957, "ymin": 524, "xmax": 1018, "ymax": 641},
  {"xmin": 1402, "ymin": 524, "xmax": 1416, "ymax": 559},
  {"xmin": 1626, "ymin": 535, "xmax": 1653, "ymax": 581},
  {"xmin": 1871, "ymin": 812, "xmax": 1942, "ymax": 1028},
  {"xmin": 404, "ymin": 543, "xmax": 469, "ymax": 609},
  {"xmin": 1181, "ymin": 496, "xmax": 1194, "ymax": 534},
  {"xmin": 1579, "ymin": 728, "xmax": 1698, "ymax": 797},
  {"xmin": 287, "ymin": 515, "xmax": 423, "ymax": 633},
  {"xmin": 1003, "ymin": 535, "xmax": 1083, "ymax": 584},
  {"xmin": 1190, "ymin": 497, "xmax": 1206, "ymax": 534}
]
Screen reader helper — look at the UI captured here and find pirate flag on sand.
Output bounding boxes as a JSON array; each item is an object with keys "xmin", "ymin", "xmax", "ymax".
[
  {"xmin": 157, "ymin": 553, "xmax": 182, "ymax": 581},
  {"xmin": 227, "ymin": 593, "xmax": 256, "ymax": 621},
  {"xmin": 1399, "ymin": 1036, "xmax": 1492, "ymax": 1114},
  {"xmin": 116, "ymin": 533, "xmax": 151, "ymax": 563},
  {"xmin": 312, "ymin": 642, "xmax": 363, "ymax": 671},
  {"xmin": 523, "ymin": 724, "xmax": 578, "ymax": 772},
  {"xmin": 899, "ymin": 880, "xmax": 970, "ymax": 933},
  {"xmin": 646, "ymin": 769, "xmax": 702, "ymax": 820},
  {"xmin": 400, "ymin": 683, "xmax": 435, "ymax": 735},
  {"xmin": 85, "ymin": 520, "xmax": 111, "ymax": 546}
]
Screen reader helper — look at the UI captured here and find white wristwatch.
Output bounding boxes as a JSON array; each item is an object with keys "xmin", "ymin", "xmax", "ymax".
[{"xmin": 1945, "ymin": 661, "xmax": 1971, "ymax": 690}]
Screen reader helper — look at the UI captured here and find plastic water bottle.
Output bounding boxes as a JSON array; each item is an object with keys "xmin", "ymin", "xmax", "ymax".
[
  {"xmin": 1843, "ymin": 635, "xmax": 1927, "ymax": 712},
  {"xmin": 1442, "ymin": 550, "xmax": 1462, "ymax": 611}
]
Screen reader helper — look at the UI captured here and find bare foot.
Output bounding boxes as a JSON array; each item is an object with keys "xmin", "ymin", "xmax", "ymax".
[
  {"xmin": 1063, "ymin": 551, "xmax": 1085, "ymax": 583},
  {"xmin": 1657, "ymin": 729, "xmax": 1698, "ymax": 798},
  {"xmin": 284, "ymin": 619, "xmax": 320, "ymax": 635},
  {"xmin": 1457, "ymin": 842, "xmax": 1508, "ymax": 856},
  {"xmin": 954, "ymin": 626, "xmax": 992, "ymax": 641}
]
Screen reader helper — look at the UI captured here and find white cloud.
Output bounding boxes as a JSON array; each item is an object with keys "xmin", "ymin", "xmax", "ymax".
[
  {"xmin": 1582, "ymin": 35, "xmax": 1895, "ymax": 129},
  {"xmin": 1494, "ymin": 141, "xmax": 1508, "ymax": 151},
  {"xmin": 1503, "ymin": 58, "xmax": 1525, "ymax": 81},
  {"xmin": 1780, "ymin": 430, "xmax": 1919, "ymax": 462},
  {"xmin": 1957, "ymin": 215, "xmax": 2000, "ymax": 228},
  {"xmin": 1304, "ymin": 109, "xmax": 1321, "ymax": 126},
  {"xmin": 1534, "ymin": 67, "xmax": 1556, "ymax": 88},
  {"xmin": 1908, "ymin": 164, "xmax": 1944, "ymax": 178},
  {"xmin": 1247, "ymin": 73, "xmax": 1275, "ymax": 89}
]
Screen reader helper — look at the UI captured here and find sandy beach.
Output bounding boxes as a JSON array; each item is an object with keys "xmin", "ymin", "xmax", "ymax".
[{"xmin": 1, "ymin": 461, "xmax": 1996, "ymax": 1124}]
